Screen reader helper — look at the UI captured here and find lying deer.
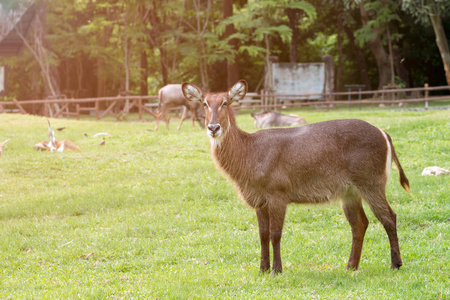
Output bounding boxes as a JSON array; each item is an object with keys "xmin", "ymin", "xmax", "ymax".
[
  {"xmin": 155, "ymin": 84, "xmax": 205, "ymax": 131},
  {"xmin": 182, "ymin": 80, "xmax": 410, "ymax": 274},
  {"xmin": 251, "ymin": 110, "xmax": 308, "ymax": 128},
  {"xmin": 33, "ymin": 120, "xmax": 81, "ymax": 152}
]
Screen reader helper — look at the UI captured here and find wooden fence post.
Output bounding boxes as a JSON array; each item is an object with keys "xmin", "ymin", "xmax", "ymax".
[
  {"xmin": 93, "ymin": 100, "xmax": 98, "ymax": 120},
  {"xmin": 76, "ymin": 104, "xmax": 80, "ymax": 120},
  {"xmin": 13, "ymin": 99, "xmax": 27, "ymax": 114},
  {"xmin": 138, "ymin": 98, "xmax": 142, "ymax": 121},
  {"xmin": 424, "ymin": 83, "xmax": 429, "ymax": 109}
]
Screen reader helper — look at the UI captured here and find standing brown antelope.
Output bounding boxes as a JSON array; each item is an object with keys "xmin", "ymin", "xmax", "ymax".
[
  {"xmin": 155, "ymin": 84, "xmax": 205, "ymax": 131},
  {"xmin": 182, "ymin": 80, "xmax": 411, "ymax": 274}
]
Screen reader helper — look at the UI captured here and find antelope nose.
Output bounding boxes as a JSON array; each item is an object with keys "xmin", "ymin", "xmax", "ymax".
[{"xmin": 208, "ymin": 124, "xmax": 221, "ymax": 134}]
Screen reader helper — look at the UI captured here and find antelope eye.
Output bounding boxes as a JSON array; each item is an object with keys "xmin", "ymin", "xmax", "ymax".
[
  {"xmin": 202, "ymin": 101, "xmax": 208, "ymax": 107},
  {"xmin": 222, "ymin": 101, "xmax": 228, "ymax": 107}
]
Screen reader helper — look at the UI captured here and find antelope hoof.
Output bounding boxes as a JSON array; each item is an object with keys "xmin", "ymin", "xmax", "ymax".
[
  {"xmin": 271, "ymin": 269, "xmax": 282, "ymax": 276},
  {"xmin": 391, "ymin": 261, "xmax": 403, "ymax": 270},
  {"xmin": 260, "ymin": 264, "xmax": 270, "ymax": 274}
]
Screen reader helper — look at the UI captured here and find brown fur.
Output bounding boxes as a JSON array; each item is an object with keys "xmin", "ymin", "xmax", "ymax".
[
  {"xmin": 182, "ymin": 80, "xmax": 410, "ymax": 274},
  {"xmin": 33, "ymin": 140, "xmax": 81, "ymax": 152},
  {"xmin": 155, "ymin": 84, "xmax": 205, "ymax": 131}
]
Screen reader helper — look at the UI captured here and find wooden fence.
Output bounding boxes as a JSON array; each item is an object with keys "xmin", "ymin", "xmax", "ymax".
[
  {"xmin": 0, "ymin": 95, "xmax": 159, "ymax": 121},
  {"xmin": 245, "ymin": 84, "xmax": 450, "ymax": 111},
  {"xmin": 1, "ymin": 85, "xmax": 449, "ymax": 121}
]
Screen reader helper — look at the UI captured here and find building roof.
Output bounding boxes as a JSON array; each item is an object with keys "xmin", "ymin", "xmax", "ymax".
[{"xmin": 0, "ymin": 1, "xmax": 37, "ymax": 56}]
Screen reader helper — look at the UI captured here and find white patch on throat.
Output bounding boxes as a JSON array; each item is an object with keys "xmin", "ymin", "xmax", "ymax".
[
  {"xmin": 210, "ymin": 137, "xmax": 222, "ymax": 149},
  {"xmin": 378, "ymin": 128, "xmax": 392, "ymax": 179}
]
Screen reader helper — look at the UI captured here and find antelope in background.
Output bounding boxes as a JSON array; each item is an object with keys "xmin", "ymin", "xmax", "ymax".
[
  {"xmin": 0, "ymin": 139, "xmax": 9, "ymax": 157},
  {"xmin": 155, "ymin": 84, "xmax": 205, "ymax": 131},
  {"xmin": 251, "ymin": 110, "xmax": 308, "ymax": 128},
  {"xmin": 182, "ymin": 80, "xmax": 410, "ymax": 274},
  {"xmin": 33, "ymin": 120, "xmax": 81, "ymax": 152}
]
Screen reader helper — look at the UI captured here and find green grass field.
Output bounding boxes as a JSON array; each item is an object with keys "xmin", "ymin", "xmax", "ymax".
[{"xmin": 0, "ymin": 108, "xmax": 449, "ymax": 299}]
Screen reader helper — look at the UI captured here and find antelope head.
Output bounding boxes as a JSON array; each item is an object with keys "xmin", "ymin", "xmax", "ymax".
[{"xmin": 182, "ymin": 80, "xmax": 247, "ymax": 144}]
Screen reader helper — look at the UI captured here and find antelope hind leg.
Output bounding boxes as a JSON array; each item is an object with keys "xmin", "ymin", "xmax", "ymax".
[
  {"xmin": 361, "ymin": 188, "xmax": 403, "ymax": 269},
  {"xmin": 155, "ymin": 111, "xmax": 162, "ymax": 130}
]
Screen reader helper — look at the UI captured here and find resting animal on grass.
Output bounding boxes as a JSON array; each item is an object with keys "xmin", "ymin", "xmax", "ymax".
[
  {"xmin": 33, "ymin": 120, "xmax": 81, "ymax": 152},
  {"xmin": 33, "ymin": 140, "xmax": 81, "ymax": 152},
  {"xmin": 251, "ymin": 111, "xmax": 307, "ymax": 128},
  {"xmin": 182, "ymin": 79, "xmax": 411, "ymax": 274}
]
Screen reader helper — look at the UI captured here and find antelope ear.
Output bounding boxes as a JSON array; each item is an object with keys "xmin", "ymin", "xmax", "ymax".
[
  {"xmin": 182, "ymin": 83, "xmax": 203, "ymax": 103},
  {"xmin": 228, "ymin": 80, "xmax": 247, "ymax": 104}
]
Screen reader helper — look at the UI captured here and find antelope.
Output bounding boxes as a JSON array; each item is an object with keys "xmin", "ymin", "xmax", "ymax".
[
  {"xmin": 33, "ymin": 120, "xmax": 81, "ymax": 152},
  {"xmin": 155, "ymin": 84, "xmax": 205, "ymax": 131},
  {"xmin": 251, "ymin": 110, "xmax": 308, "ymax": 128},
  {"xmin": 182, "ymin": 80, "xmax": 410, "ymax": 274},
  {"xmin": 33, "ymin": 140, "xmax": 81, "ymax": 152},
  {"xmin": 0, "ymin": 139, "xmax": 10, "ymax": 157}
]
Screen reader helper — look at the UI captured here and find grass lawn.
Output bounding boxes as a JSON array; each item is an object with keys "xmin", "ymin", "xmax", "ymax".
[{"xmin": 0, "ymin": 108, "xmax": 449, "ymax": 299}]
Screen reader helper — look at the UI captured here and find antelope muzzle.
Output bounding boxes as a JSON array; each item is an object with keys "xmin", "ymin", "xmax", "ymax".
[{"xmin": 207, "ymin": 123, "xmax": 221, "ymax": 138}]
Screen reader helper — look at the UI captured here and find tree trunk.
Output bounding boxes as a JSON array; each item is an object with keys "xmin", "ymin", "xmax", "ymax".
[
  {"xmin": 140, "ymin": 51, "xmax": 148, "ymax": 95},
  {"xmin": 147, "ymin": 1, "xmax": 168, "ymax": 86},
  {"xmin": 31, "ymin": 3, "xmax": 60, "ymax": 98},
  {"xmin": 359, "ymin": 2, "xmax": 391, "ymax": 90},
  {"xmin": 31, "ymin": 64, "xmax": 40, "ymax": 99},
  {"xmin": 336, "ymin": 11, "xmax": 343, "ymax": 92},
  {"xmin": 429, "ymin": 12, "xmax": 450, "ymax": 86},
  {"xmin": 263, "ymin": 34, "xmax": 272, "ymax": 91},
  {"xmin": 393, "ymin": 49, "xmax": 409, "ymax": 88},
  {"xmin": 343, "ymin": 25, "xmax": 372, "ymax": 90},
  {"xmin": 286, "ymin": 8, "xmax": 299, "ymax": 63},
  {"xmin": 97, "ymin": 57, "xmax": 105, "ymax": 97},
  {"xmin": 199, "ymin": 47, "xmax": 209, "ymax": 90},
  {"xmin": 139, "ymin": 4, "xmax": 149, "ymax": 96},
  {"xmin": 223, "ymin": 0, "xmax": 240, "ymax": 87},
  {"xmin": 16, "ymin": 1, "xmax": 61, "ymax": 116},
  {"xmin": 322, "ymin": 54, "xmax": 334, "ymax": 102},
  {"xmin": 159, "ymin": 47, "xmax": 168, "ymax": 86}
]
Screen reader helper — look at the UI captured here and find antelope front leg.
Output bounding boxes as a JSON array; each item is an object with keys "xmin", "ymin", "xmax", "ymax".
[
  {"xmin": 256, "ymin": 206, "xmax": 270, "ymax": 273},
  {"xmin": 191, "ymin": 108, "xmax": 197, "ymax": 129},
  {"xmin": 177, "ymin": 106, "xmax": 188, "ymax": 130},
  {"xmin": 269, "ymin": 204, "xmax": 287, "ymax": 274}
]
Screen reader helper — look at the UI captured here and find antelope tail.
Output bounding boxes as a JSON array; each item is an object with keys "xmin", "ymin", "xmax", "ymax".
[{"xmin": 386, "ymin": 133, "xmax": 411, "ymax": 194}]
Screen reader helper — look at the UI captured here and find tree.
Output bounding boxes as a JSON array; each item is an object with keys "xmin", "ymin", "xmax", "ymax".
[
  {"xmin": 343, "ymin": 24, "xmax": 372, "ymax": 90},
  {"xmin": 2, "ymin": 0, "xmax": 448, "ymax": 103},
  {"xmin": 183, "ymin": 0, "xmax": 214, "ymax": 89},
  {"xmin": 356, "ymin": 0, "xmax": 400, "ymax": 90},
  {"xmin": 402, "ymin": 0, "xmax": 450, "ymax": 86},
  {"xmin": 5, "ymin": 1, "xmax": 60, "ymax": 100},
  {"xmin": 222, "ymin": 0, "xmax": 240, "ymax": 87},
  {"xmin": 218, "ymin": 0, "xmax": 315, "ymax": 90},
  {"xmin": 285, "ymin": 1, "xmax": 316, "ymax": 63}
]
